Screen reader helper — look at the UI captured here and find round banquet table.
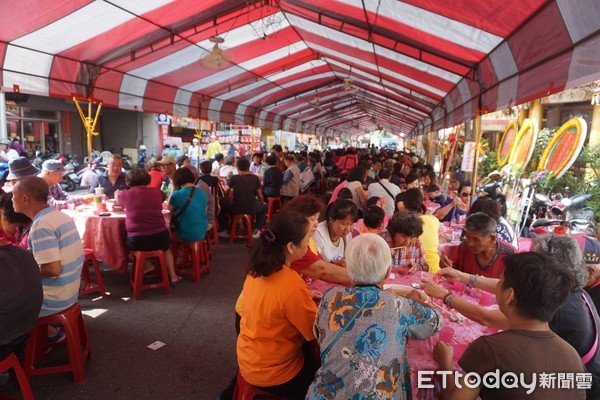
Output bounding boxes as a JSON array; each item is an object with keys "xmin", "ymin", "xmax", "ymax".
[
  {"xmin": 309, "ymin": 271, "xmax": 496, "ymax": 399},
  {"xmin": 63, "ymin": 208, "xmax": 170, "ymax": 273}
]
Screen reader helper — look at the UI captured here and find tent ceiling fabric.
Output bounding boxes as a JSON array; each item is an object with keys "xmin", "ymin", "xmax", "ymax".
[{"xmin": 1, "ymin": 0, "xmax": 600, "ymax": 136}]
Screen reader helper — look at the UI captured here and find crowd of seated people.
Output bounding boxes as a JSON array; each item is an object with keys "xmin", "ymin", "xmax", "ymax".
[{"xmin": 3, "ymin": 144, "xmax": 600, "ymax": 400}]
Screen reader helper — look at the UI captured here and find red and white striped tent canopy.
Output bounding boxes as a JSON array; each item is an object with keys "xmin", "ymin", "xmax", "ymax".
[{"xmin": 2, "ymin": 0, "xmax": 599, "ymax": 136}]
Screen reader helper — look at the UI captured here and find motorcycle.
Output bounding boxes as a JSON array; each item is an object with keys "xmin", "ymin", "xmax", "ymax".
[
  {"xmin": 529, "ymin": 182, "xmax": 599, "ymax": 237},
  {"xmin": 60, "ymin": 154, "xmax": 84, "ymax": 192}
]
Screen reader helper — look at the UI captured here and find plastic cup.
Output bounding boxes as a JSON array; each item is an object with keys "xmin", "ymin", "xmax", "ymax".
[
  {"xmin": 452, "ymin": 342, "xmax": 468, "ymax": 360},
  {"xmin": 93, "ymin": 195, "xmax": 103, "ymax": 210},
  {"xmin": 397, "ymin": 264, "xmax": 410, "ymax": 275},
  {"xmin": 439, "ymin": 326, "xmax": 454, "ymax": 343},
  {"xmin": 479, "ymin": 291, "xmax": 493, "ymax": 306},
  {"xmin": 451, "ymin": 230, "xmax": 462, "ymax": 243},
  {"xmin": 95, "ymin": 187, "xmax": 104, "ymax": 196},
  {"xmin": 452, "ymin": 281, "xmax": 465, "ymax": 293}
]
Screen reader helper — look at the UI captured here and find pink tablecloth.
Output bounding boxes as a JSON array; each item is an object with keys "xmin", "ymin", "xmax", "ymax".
[
  {"xmin": 64, "ymin": 208, "xmax": 170, "ymax": 273},
  {"xmin": 310, "ymin": 272, "xmax": 494, "ymax": 399}
]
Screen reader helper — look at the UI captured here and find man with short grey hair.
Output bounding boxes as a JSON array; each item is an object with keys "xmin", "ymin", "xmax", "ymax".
[
  {"xmin": 12, "ymin": 176, "xmax": 84, "ymax": 342},
  {"xmin": 439, "ymin": 212, "xmax": 514, "ymax": 278},
  {"xmin": 89, "ymin": 154, "xmax": 127, "ymax": 199}
]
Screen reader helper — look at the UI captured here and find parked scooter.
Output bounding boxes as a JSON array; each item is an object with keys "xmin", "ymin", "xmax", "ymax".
[
  {"xmin": 60, "ymin": 154, "xmax": 84, "ymax": 192},
  {"xmin": 529, "ymin": 181, "xmax": 599, "ymax": 237}
]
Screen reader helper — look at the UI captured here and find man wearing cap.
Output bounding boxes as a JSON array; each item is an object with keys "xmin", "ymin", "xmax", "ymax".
[
  {"xmin": 205, "ymin": 134, "xmax": 223, "ymax": 160},
  {"xmin": 156, "ymin": 155, "xmax": 177, "ymax": 192},
  {"xmin": 89, "ymin": 154, "xmax": 127, "ymax": 199},
  {"xmin": 0, "ymin": 139, "xmax": 19, "ymax": 163},
  {"xmin": 581, "ymin": 236, "xmax": 600, "ymax": 310},
  {"xmin": 39, "ymin": 160, "xmax": 79, "ymax": 208},
  {"xmin": 187, "ymin": 138, "xmax": 202, "ymax": 170},
  {"xmin": 4, "ymin": 157, "xmax": 40, "ymax": 191}
]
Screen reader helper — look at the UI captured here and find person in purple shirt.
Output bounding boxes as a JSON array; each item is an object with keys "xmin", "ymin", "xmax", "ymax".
[{"xmin": 117, "ymin": 168, "xmax": 180, "ymax": 284}]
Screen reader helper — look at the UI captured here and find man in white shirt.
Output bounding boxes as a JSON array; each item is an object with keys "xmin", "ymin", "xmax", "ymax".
[
  {"xmin": 367, "ymin": 168, "xmax": 401, "ymax": 215},
  {"xmin": 0, "ymin": 139, "xmax": 19, "ymax": 162},
  {"xmin": 187, "ymin": 138, "xmax": 202, "ymax": 170},
  {"xmin": 211, "ymin": 153, "xmax": 224, "ymax": 176}
]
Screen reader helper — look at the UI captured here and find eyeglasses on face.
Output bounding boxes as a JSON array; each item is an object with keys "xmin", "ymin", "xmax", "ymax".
[{"xmin": 460, "ymin": 192, "xmax": 471, "ymax": 197}]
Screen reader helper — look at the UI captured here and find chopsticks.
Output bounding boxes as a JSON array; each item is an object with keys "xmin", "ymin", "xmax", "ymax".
[
  {"xmin": 389, "ymin": 246, "xmax": 407, "ymax": 251},
  {"xmin": 426, "ymin": 299, "xmax": 458, "ymax": 320}
]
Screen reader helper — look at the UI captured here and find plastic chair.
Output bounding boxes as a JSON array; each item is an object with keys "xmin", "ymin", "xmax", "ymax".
[
  {"xmin": 129, "ymin": 250, "xmax": 171, "ymax": 300},
  {"xmin": 230, "ymin": 214, "xmax": 254, "ymax": 245},
  {"xmin": 23, "ymin": 303, "xmax": 90, "ymax": 384},
  {"xmin": 172, "ymin": 238, "xmax": 209, "ymax": 283},
  {"xmin": 232, "ymin": 371, "xmax": 290, "ymax": 400},
  {"xmin": 206, "ymin": 220, "xmax": 220, "ymax": 253},
  {"xmin": 266, "ymin": 197, "xmax": 281, "ymax": 222},
  {"xmin": 79, "ymin": 248, "xmax": 106, "ymax": 298},
  {"xmin": 0, "ymin": 353, "xmax": 34, "ymax": 400}
]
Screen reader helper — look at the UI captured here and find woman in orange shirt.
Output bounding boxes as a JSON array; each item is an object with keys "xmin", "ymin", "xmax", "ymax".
[{"xmin": 237, "ymin": 210, "xmax": 317, "ymax": 399}]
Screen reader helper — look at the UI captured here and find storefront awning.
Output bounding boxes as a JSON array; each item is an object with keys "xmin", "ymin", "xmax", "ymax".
[{"xmin": 1, "ymin": 0, "xmax": 599, "ymax": 136}]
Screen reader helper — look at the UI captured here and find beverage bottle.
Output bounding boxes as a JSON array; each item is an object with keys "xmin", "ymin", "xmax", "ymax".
[{"xmin": 160, "ymin": 181, "xmax": 170, "ymax": 197}]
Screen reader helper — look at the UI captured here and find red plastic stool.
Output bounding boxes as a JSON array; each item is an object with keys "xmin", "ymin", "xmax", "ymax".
[
  {"xmin": 230, "ymin": 214, "xmax": 254, "ymax": 245},
  {"xmin": 23, "ymin": 303, "xmax": 90, "ymax": 384},
  {"xmin": 0, "ymin": 353, "xmax": 34, "ymax": 400},
  {"xmin": 172, "ymin": 239, "xmax": 203, "ymax": 283},
  {"xmin": 199, "ymin": 239, "xmax": 210, "ymax": 275},
  {"xmin": 79, "ymin": 248, "xmax": 106, "ymax": 298},
  {"xmin": 233, "ymin": 371, "xmax": 290, "ymax": 400},
  {"xmin": 266, "ymin": 197, "xmax": 281, "ymax": 222},
  {"xmin": 129, "ymin": 250, "xmax": 171, "ymax": 300},
  {"xmin": 207, "ymin": 220, "xmax": 219, "ymax": 254}
]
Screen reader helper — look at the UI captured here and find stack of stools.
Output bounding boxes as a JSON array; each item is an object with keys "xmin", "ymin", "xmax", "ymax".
[
  {"xmin": 233, "ymin": 371, "xmax": 290, "ymax": 400},
  {"xmin": 172, "ymin": 238, "xmax": 210, "ymax": 283},
  {"xmin": 79, "ymin": 248, "xmax": 106, "ymax": 298},
  {"xmin": 229, "ymin": 214, "xmax": 255, "ymax": 246},
  {"xmin": 23, "ymin": 303, "xmax": 90, "ymax": 384},
  {"xmin": 0, "ymin": 353, "xmax": 34, "ymax": 399},
  {"xmin": 129, "ymin": 250, "xmax": 171, "ymax": 300}
]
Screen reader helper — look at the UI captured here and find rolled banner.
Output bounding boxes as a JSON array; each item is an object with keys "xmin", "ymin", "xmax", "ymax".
[
  {"xmin": 497, "ymin": 121, "xmax": 518, "ymax": 167},
  {"xmin": 508, "ymin": 118, "xmax": 538, "ymax": 172},
  {"xmin": 538, "ymin": 117, "xmax": 588, "ymax": 179}
]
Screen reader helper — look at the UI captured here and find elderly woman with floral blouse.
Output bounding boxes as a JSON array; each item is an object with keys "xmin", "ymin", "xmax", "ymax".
[{"xmin": 307, "ymin": 233, "xmax": 442, "ymax": 400}]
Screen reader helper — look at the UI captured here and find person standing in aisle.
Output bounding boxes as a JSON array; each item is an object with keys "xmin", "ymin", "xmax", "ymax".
[
  {"xmin": 187, "ymin": 138, "xmax": 202, "ymax": 170},
  {"xmin": 206, "ymin": 134, "xmax": 223, "ymax": 160}
]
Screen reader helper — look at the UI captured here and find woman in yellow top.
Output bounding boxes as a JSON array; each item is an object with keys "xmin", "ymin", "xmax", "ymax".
[
  {"xmin": 396, "ymin": 188, "xmax": 441, "ymax": 272},
  {"xmin": 237, "ymin": 209, "xmax": 317, "ymax": 399}
]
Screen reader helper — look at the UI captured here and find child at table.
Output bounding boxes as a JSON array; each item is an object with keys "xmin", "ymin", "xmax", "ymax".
[
  {"xmin": 426, "ymin": 184, "xmax": 446, "ymax": 207},
  {"xmin": 387, "ymin": 211, "xmax": 428, "ymax": 274},
  {"xmin": 359, "ymin": 205, "xmax": 385, "ymax": 235}
]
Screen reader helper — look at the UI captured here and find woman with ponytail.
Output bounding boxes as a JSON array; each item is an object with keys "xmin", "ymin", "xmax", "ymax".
[{"xmin": 236, "ymin": 210, "xmax": 317, "ymax": 399}]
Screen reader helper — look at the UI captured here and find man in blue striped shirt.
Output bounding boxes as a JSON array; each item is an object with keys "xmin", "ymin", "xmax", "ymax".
[{"xmin": 12, "ymin": 176, "xmax": 84, "ymax": 341}]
